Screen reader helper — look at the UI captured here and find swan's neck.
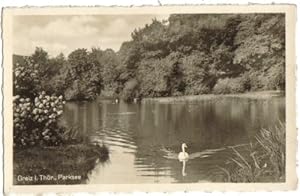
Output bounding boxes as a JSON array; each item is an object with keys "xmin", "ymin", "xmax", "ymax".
[{"xmin": 182, "ymin": 146, "xmax": 186, "ymax": 153}]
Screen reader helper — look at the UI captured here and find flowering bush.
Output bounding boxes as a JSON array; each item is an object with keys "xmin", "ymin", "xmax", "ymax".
[
  {"xmin": 13, "ymin": 58, "xmax": 67, "ymax": 148},
  {"xmin": 13, "ymin": 92, "xmax": 66, "ymax": 147}
]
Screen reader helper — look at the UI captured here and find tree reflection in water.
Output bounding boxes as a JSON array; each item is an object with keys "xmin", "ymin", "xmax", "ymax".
[{"xmin": 62, "ymin": 97, "xmax": 285, "ymax": 183}]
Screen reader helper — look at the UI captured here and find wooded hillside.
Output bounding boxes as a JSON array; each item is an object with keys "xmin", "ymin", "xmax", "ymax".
[{"xmin": 13, "ymin": 14, "xmax": 285, "ymax": 101}]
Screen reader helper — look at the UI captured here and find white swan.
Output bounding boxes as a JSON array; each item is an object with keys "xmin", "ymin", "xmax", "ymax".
[
  {"xmin": 162, "ymin": 143, "xmax": 248, "ymax": 160},
  {"xmin": 178, "ymin": 143, "xmax": 189, "ymax": 161}
]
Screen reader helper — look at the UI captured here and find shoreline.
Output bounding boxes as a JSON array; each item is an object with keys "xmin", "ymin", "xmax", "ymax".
[
  {"xmin": 142, "ymin": 90, "xmax": 285, "ymax": 103},
  {"xmin": 13, "ymin": 143, "xmax": 109, "ymax": 185},
  {"xmin": 66, "ymin": 90, "xmax": 285, "ymax": 103}
]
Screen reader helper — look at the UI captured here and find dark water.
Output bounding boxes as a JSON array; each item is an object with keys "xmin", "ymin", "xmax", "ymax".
[{"xmin": 61, "ymin": 96, "xmax": 285, "ymax": 183}]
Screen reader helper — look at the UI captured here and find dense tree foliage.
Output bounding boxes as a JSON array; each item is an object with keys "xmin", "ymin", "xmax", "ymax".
[
  {"xmin": 13, "ymin": 57, "xmax": 66, "ymax": 147},
  {"xmin": 64, "ymin": 48, "xmax": 102, "ymax": 100},
  {"xmin": 13, "ymin": 14, "xmax": 285, "ymax": 102},
  {"xmin": 113, "ymin": 14, "xmax": 285, "ymax": 100}
]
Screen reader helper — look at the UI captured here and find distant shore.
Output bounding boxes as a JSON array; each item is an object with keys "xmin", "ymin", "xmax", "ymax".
[{"xmin": 142, "ymin": 90, "xmax": 285, "ymax": 103}]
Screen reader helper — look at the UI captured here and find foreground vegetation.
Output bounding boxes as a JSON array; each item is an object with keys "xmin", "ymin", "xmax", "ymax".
[
  {"xmin": 14, "ymin": 144, "xmax": 109, "ymax": 185},
  {"xmin": 220, "ymin": 122, "xmax": 285, "ymax": 182},
  {"xmin": 13, "ymin": 50, "xmax": 110, "ymax": 185},
  {"xmin": 14, "ymin": 13, "xmax": 285, "ymax": 102}
]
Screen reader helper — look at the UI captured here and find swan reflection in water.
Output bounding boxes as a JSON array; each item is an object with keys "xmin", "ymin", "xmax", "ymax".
[
  {"xmin": 181, "ymin": 160, "xmax": 187, "ymax": 176},
  {"xmin": 178, "ymin": 143, "xmax": 189, "ymax": 177}
]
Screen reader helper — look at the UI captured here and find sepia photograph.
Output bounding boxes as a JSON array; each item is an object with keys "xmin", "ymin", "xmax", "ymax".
[{"xmin": 2, "ymin": 5, "xmax": 296, "ymax": 192}]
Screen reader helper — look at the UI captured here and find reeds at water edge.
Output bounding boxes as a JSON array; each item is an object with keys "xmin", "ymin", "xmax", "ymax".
[{"xmin": 219, "ymin": 121, "xmax": 285, "ymax": 182}]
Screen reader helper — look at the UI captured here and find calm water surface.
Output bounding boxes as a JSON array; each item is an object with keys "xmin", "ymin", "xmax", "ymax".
[{"xmin": 61, "ymin": 97, "xmax": 285, "ymax": 183}]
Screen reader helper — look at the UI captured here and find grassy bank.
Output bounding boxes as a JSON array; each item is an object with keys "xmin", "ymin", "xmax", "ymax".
[
  {"xmin": 142, "ymin": 90, "xmax": 284, "ymax": 103},
  {"xmin": 14, "ymin": 143, "xmax": 109, "ymax": 185}
]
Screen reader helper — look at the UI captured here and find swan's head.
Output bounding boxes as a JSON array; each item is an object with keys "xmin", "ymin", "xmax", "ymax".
[{"xmin": 182, "ymin": 143, "xmax": 188, "ymax": 149}]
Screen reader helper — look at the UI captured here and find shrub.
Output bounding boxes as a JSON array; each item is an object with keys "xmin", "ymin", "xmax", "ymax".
[
  {"xmin": 247, "ymin": 71, "xmax": 265, "ymax": 91},
  {"xmin": 184, "ymin": 83, "xmax": 210, "ymax": 95},
  {"xmin": 13, "ymin": 59, "xmax": 68, "ymax": 148},
  {"xmin": 13, "ymin": 92, "xmax": 66, "ymax": 147},
  {"xmin": 213, "ymin": 77, "xmax": 246, "ymax": 94},
  {"xmin": 262, "ymin": 64, "xmax": 285, "ymax": 90}
]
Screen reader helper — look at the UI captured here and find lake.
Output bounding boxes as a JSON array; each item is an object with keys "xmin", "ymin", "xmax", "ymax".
[{"xmin": 61, "ymin": 96, "xmax": 285, "ymax": 183}]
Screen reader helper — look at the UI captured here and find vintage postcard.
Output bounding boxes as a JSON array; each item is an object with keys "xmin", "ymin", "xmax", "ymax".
[{"xmin": 2, "ymin": 5, "xmax": 297, "ymax": 193}]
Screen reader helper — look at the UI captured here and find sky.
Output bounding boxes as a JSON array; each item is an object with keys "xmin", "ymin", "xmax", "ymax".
[{"xmin": 13, "ymin": 15, "xmax": 169, "ymax": 57}]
